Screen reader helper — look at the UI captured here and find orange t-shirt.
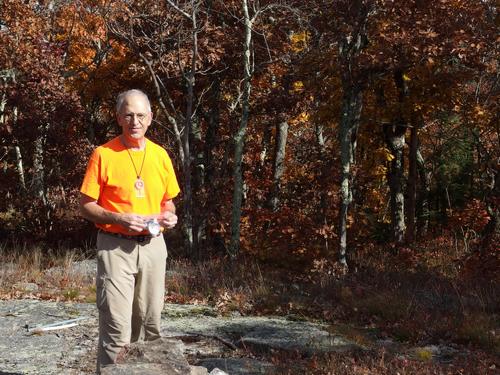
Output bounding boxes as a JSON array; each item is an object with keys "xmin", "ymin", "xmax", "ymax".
[{"xmin": 80, "ymin": 137, "xmax": 180, "ymax": 234}]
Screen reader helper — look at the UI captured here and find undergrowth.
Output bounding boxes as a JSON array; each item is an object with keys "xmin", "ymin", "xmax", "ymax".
[{"xmin": 0, "ymin": 231, "xmax": 498, "ymax": 373}]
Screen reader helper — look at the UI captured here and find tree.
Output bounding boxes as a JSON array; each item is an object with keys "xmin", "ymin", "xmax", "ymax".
[{"xmin": 0, "ymin": 0, "xmax": 84, "ymax": 239}]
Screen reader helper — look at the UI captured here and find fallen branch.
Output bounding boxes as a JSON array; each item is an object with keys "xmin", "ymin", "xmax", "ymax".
[
  {"xmin": 25, "ymin": 317, "xmax": 89, "ymax": 335},
  {"xmin": 181, "ymin": 332, "xmax": 238, "ymax": 351}
]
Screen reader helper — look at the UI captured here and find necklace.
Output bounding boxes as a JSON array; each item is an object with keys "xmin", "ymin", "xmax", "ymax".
[{"xmin": 124, "ymin": 141, "xmax": 147, "ymax": 197}]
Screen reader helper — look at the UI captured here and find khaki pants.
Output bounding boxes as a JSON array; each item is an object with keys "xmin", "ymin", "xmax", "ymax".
[{"xmin": 96, "ymin": 231, "xmax": 167, "ymax": 372}]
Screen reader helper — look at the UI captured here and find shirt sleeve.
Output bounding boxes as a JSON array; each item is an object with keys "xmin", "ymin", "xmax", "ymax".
[
  {"xmin": 163, "ymin": 152, "xmax": 180, "ymax": 201},
  {"xmin": 80, "ymin": 149, "xmax": 102, "ymax": 200}
]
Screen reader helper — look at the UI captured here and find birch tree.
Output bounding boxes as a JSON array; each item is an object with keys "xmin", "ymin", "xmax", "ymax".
[
  {"xmin": 229, "ymin": 0, "xmax": 254, "ymax": 255},
  {"xmin": 336, "ymin": 0, "xmax": 373, "ymax": 267}
]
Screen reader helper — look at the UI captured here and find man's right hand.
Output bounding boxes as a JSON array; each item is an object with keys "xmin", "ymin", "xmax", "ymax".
[{"xmin": 115, "ymin": 213, "xmax": 147, "ymax": 233}]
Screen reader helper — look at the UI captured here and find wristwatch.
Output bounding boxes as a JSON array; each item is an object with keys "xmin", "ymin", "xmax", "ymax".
[{"xmin": 146, "ymin": 219, "xmax": 161, "ymax": 236}]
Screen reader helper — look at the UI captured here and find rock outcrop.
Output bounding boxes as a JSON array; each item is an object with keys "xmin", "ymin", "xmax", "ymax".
[{"xmin": 101, "ymin": 338, "xmax": 226, "ymax": 375}]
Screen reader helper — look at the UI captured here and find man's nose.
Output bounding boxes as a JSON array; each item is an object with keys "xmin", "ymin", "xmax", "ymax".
[{"xmin": 132, "ymin": 115, "xmax": 141, "ymax": 125}]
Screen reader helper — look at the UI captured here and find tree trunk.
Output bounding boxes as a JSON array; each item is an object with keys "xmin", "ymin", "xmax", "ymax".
[
  {"xmin": 339, "ymin": 86, "xmax": 363, "ymax": 267},
  {"xmin": 200, "ymin": 77, "xmax": 223, "ymax": 254},
  {"xmin": 384, "ymin": 122, "xmax": 406, "ymax": 243},
  {"xmin": 416, "ymin": 149, "xmax": 430, "ymax": 236},
  {"xmin": 385, "ymin": 69, "xmax": 409, "ymax": 243},
  {"xmin": 204, "ymin": 76, "xmax": 220, "ymax": 187},
  {"xmin": 406, "ymin": 123, "xmax": 418, "ymax": 242},
  {"xmin": 0, "ymin": 83, "xmax": 6, "ymax": 125},
  {"xmin": 181, "ymin": 3, "xmax": 199, "ymax": 257},
  {"xmin": 191, "ymin": 115, "xmax": 206, "ymax": 256},
  {"xmin": 337, "ymin": 0, "xmax": 370, "ymax": 268},
  {"xmin": 0, "ymin": 91, "xmax": 26, "ymax": 192},
  {"xmin": 229, "ymin": 0, "xmax": 252, "ymax": 256},
  {"xmin": 14, "ymin": 144, "xmax": 26, "ymax": 191},
  {"xmin": 260, "ymin": 122, "xmax": 273, "ymax": 170},
  {"xmin": 269, "ymin": 121, "xmax": 288, "ymax": 211},
  {"xmin": 315, "ymin": 123, "xmax": 326, "ymax": 157}
]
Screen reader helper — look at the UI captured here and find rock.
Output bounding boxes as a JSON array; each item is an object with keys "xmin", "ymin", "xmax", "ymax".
[
  {"xmin": 163, "ymin": 304, "xmax": 218, "ymax": 318},
  {"xmin": 209, "ymin": 368, "xmax": 230, "ymax": 375},
  {"xmin": 190, "ymin": 365, "xmax": 209, "ymax": 375},
  {"xmin": 0, "ymin": 300, "xmax": 382, "ymax": 375},
  {"xmin": 13, "ymin": 282, "xmax": 39, "ymax": 292},
  {"xmin": 71, "ymin": 259, "xmax": 98, "ymax": 277},
  {"xmin": 44, "ymin": 259, "xmax": 97, "ymax": 281},
  {"xmin": 0, "ymin": 300, "xmax": 98, "ymax": 374},
  {"xmin": 198, "ymin": 358, "xmax": 274, "ymax": 375},
  {"xmin": 237, "ymin": 318, "xmax": 357, "ymax": 355},
  {"xmin": 101, "ymin": 338, "xmax": 194, "ymax": 375},
  {"xmin": 162, "ymin": 314, "xmax": 359, "ymax": 357},
  {"xmin": 102, "ymin": 363, "xmax": 185, "ymax": 375}
]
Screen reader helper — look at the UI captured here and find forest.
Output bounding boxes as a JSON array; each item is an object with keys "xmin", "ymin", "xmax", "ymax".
[{"xmin": 0, "ymin": 0, "xmax": 498, "ymax": 373}]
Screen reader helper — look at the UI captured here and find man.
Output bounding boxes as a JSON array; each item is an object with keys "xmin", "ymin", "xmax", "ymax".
[{"xmin": 79, "ymin": 89, "xmax": 180, "ymax": 372}]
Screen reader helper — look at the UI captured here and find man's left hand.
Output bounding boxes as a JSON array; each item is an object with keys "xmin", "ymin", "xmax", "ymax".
[{"xmin": 159, "ymin": 211, "xmax": 178, "ymax": 230}]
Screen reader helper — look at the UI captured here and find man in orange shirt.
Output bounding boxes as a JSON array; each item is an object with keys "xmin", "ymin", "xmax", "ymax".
[{"xmin": 79, "ymin": 89, "xmax": 180, "ymax": 372}]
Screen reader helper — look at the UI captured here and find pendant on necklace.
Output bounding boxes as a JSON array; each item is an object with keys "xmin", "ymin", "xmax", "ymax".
[{"xmin": 135, "ymin": 177, "xmax": 145, "ymax": 198}]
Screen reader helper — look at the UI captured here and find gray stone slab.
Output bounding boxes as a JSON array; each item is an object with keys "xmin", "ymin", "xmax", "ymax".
[
  {"xmin": 101, "ymin": 338, "xmax": 193, "ymax": 375},
  {"xmin": 0, "ymin": 300, "xmax": 362, "ymax": 375},
  {"xmin": 0, "ymin": 300, "xmax": 98, "ymax": 374},
  {"xmin": 162, "ymin": 315, "xmax": 359, "ymax": 356}
]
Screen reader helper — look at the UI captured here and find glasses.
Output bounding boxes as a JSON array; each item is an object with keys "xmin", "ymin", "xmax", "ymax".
[{"xmin": 121, "ymin": 113, "xmax": 149, "ymax": 123}]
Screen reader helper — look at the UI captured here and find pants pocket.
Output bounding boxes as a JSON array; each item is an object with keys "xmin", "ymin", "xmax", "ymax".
[{"xmin": 96, "ymin": 274, "xmax": 108, "ymax": 311}]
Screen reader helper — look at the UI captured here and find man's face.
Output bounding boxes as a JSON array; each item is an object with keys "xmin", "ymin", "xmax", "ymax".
[{"xmin": 116, "ymin": 94, "xmax": 152, "ymax": 142}]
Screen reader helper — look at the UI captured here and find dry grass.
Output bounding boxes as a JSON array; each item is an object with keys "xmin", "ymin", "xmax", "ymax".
[
  {"xmin": 278, "ymin": 349, "xmax": 499, "ymax": 375},
  {"xmin": 165, "ymin": 257, "xmax": 272, "ymax": 314},
  {"xmin": 0, "ymin": 241, "xmax": 94, "ymax": 301}
]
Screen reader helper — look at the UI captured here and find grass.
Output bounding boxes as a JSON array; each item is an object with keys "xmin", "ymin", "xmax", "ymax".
[
  {"xmin": 0, "ymin": 242, "xmax": 95, "ymax": 302},
  {"xmin": 274, "ymin": 349, "xmax": 498, "ymax": 374}
]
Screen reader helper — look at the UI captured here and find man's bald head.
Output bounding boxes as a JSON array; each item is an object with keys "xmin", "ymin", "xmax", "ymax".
[{"xmin": 116, "ymin": 89, "xmax": 151, "ymax": 114}]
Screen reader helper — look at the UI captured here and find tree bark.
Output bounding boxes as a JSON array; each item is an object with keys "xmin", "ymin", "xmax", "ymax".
[
  {"xmin": 406, "ymin": 122, "xmax": 418, "ymax": 242},
  {"xmin": 416, "ymin": 149, "xmax": 430, "ymax": 236},
  {"xmin": 33, "ymin": 128, "xmax": 47, "ymax": 204},
  {"xmin": 229, "ymin": 0, "xmax": 253, "ymax": 256},
  {"xmin": 181, "ymin": 2, "xmax": 199, "ymax": 256},
  {"xmin": 336, "ymin": 0, "xmax": 372, "ymax": 268},
  {"xmin": 259, "ymin": 122, "xmax": 273, "ymax": 170},
  {"xmin": 204, "ymin": 76, "xmax": 220, "ymax": 187},
  {"xmin": 14, "ymin": 145, "xmax": 26, "ymax": 191},
  {"xmin": 384, "ymin": 122, "xmax": 406, "ymax": 243},
  {"xmin": 315, "ymin": 123, "xmax": 326, "ymax": 157},
  {"xmin": 191, "ymin": 115, "xmax": 206, "ymax": 256},
  {"xmin": 384, "ymin": 69, "xmax": 408, "ymax": 243},
  {"xmin": 339, "ymin": 86, "xmax": 363, "ymax": 266},
  {"xmin": 0, "ymin": 82, "xmax": 6, "ymax": 125},
  {"xmin": 269, "ymin": 121, "xmax": 288, "ymax": 211},
  {"xmin": 0, "ymin": 73, "xmax": 26, "ymax": 191}
]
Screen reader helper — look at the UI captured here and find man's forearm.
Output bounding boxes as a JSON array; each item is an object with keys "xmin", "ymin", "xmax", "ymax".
[
  {"xmin": 162, "ymin": 200, "xmax": 176, "ymax": 214},
  {"xmin": 80, "ymin": 199, "xmax": 147, "ymax": 233},
  {"xmin": 80, "ymin": 200, "xmax": 119, "ymax": 225}
]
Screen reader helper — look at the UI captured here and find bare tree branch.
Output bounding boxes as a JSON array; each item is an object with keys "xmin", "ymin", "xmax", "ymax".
[{"xmin": 166, "ymin": 0, "xmax": 193, "ymax": 20}]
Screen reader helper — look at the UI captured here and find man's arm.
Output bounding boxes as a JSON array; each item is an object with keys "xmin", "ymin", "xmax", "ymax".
[
  {"xmin": 162, "ymin": 199, "xmax": 176, "ymax": 214},
  {"xmin": 79, "ymin": 194, "xmax": 146, "ymax": 233}
]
